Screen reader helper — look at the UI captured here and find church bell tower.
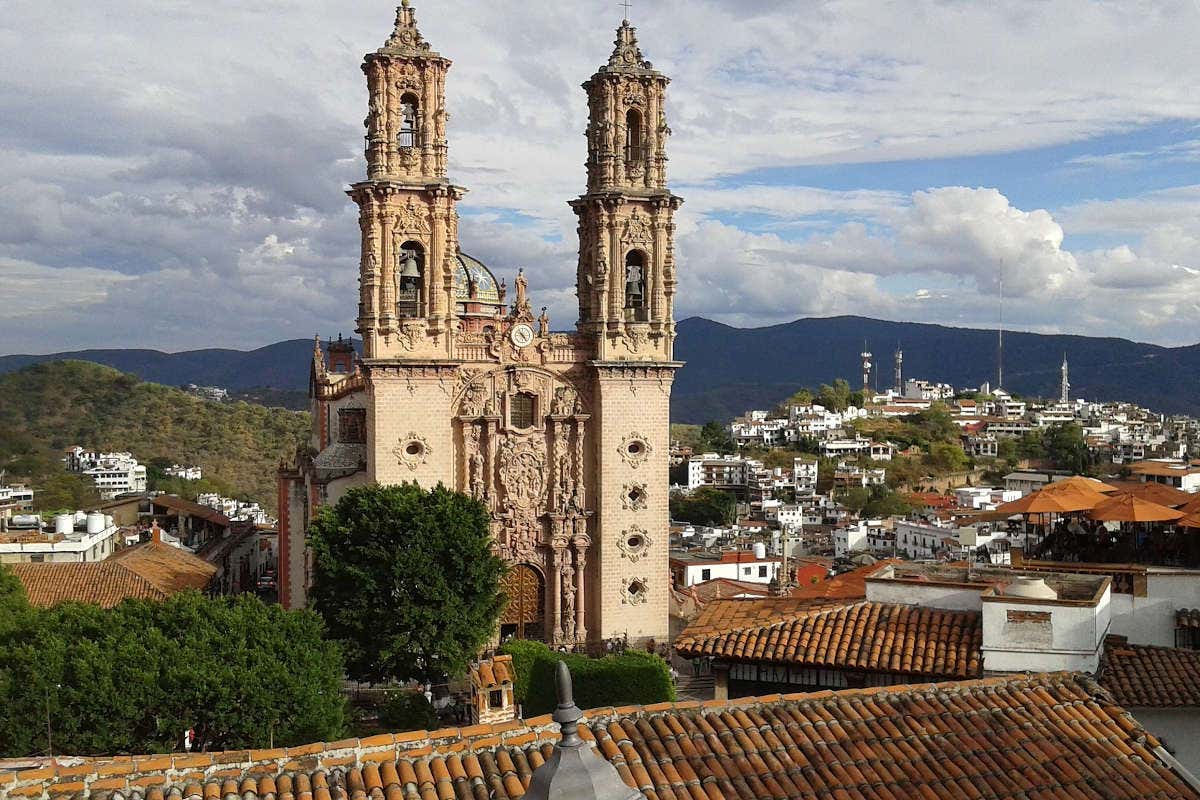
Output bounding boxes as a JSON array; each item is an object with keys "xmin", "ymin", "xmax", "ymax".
[
  {"xmin": 571, "ymin": 20, "xmax": 682, "ymax": 362},
  {"xmin": 351, "ymin": 0, "xmax": 463, "ymax": 360}
]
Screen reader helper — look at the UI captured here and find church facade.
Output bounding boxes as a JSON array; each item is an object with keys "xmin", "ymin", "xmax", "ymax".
[{"xmin": 278, "ymin": 1, "xmax": 682, "ymax": 648}]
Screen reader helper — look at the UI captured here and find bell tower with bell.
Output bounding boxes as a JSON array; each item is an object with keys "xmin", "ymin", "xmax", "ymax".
[
  {"xmin": 570, "ymin": 18, "xmax": 682, "ymax": 362},
  {"xmin": 350, "ymin": 0, "xmax": 463, "ymax": 360}
]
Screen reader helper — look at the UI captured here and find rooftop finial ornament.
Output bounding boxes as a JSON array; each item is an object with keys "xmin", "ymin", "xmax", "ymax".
[{"xmin": 524, "ymin": 662, "xmax": 645, "ymax": 800}]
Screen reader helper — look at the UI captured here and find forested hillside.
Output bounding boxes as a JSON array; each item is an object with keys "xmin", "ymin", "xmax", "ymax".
[{"xmin": 0, "ymin": 362, "xmax": 309, "ymax": 513}]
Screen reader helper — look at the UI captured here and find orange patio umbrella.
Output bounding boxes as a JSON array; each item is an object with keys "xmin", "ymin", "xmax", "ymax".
[
  {"xmin": 995, "ymin": 487, "xmax": 1105, "ymax": 515},
  {"xmin": 1178, "ymin": 512, "xmax": 1200, "ymax": 529},
  {"xmin": 1177, "ymin": 494, "xmax": 1200, "ymax": 516},
  {"xmin": 1120, "ymin": 482, "xmax": 1192, "ymax": 507},
  {"xmin": 1087, "ymin": 493, "xmax": 1184, "ymax": 523},
  {"xmin": 1051, "ymin": 476, "xmax": 1118, "ymax": 494}
]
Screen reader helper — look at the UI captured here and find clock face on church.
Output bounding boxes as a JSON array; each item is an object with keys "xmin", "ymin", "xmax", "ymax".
[{"xmin": 510, "ymin": 323, "xmax": 534, "ymax": 348}]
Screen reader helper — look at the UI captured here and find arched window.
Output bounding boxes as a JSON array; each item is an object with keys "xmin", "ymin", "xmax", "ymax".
[
  {"xmin": 625, "ymin": 108, "xmax": 643, "ymax": 162},
  {"xmin": 624, "ymin": 249, "xmax": 647, "ymax": 312},
  {"xmin": 397, "ymin": 240, "xmax": 424, "ymax": 316},
  {"xmin": 398, "ymin": 94, "xmax": 419, "ymax": 149},
  {"xmin": 510, "ymin": 392, "xmax": 536, "ymax": 430}
]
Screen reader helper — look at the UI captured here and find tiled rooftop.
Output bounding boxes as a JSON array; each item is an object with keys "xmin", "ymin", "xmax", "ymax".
[
  {"xmin": 675, "ymin": 599, "xmax": 982, "ymax": 680},
  {"xmin": 9, "ymin": 541, "xmax": 216, "ymax": 608},
  {"xmin": 1100, "ymin": 636, "xmax": 1200, "ymax": 707},
  {"xmin": 471, "ymin": 655, "xmax": 514, "ymax": 691},
  {"xmin": 2, "ymin": 673, "xmax": 1195, "ymax": 799}
]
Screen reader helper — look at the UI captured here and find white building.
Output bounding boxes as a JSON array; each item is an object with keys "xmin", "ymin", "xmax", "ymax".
[
  {"xmin": 893, "ymin": 519, "xmax": 954, "ymax": 559},
  {"xmin": 793, "ymin": 458, "xmax": 818, "ymax": 496},
  {"xmin": 687, "ymin": 454, "xmax": 750, "ymax": 491},
  {"xmin": 0, "ymin": 511, "xmax": 121, "ymax": 564},
  {"xmin": 865, "ymin": 562, "xmax": 1111, "ymax": 673},
  {"xmin": 0, "ymin": 484, "xmax": 34, "ymax": 520},
  {"xmin": 669, "ymin": 547, "xmax": 782, "ymax": 586},
  {"xmin": 165, "ymin": 464, "xmax": 203, "ymax": 481},
  {"xmin": 834, "ymin": 521, "xmax": 869, "ymax": 558},
  {"xmin": 65, "ymin": 448, "xmax": 148, "ymax": 499}
]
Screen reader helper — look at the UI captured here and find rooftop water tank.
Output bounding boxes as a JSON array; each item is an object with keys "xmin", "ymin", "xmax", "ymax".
[
  {"xmin": 1005, "ymin": 575, "xmax": 1058, "ymax": 600},
  {"xmin": 13, "ymin": 514, "xmax": 42, "ymax": 529},
  {"xmin": 86, "ymin": 511, "xmax": 105, "ymax": 535},
  {"xmin": 752, "ymin": 541, "xmax": 767, "ymax": 560},
  {"xmin": 55, "ymin": 514, "xmax": 73, "ymax": 535}
]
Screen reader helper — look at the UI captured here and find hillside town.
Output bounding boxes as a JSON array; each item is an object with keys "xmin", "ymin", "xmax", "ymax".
[{"xmin": 4, "ymin": 4, "xmax": 1200, "ymax": 800}]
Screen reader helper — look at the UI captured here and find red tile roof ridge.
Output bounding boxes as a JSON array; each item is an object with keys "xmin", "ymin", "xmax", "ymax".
[{"xmin": 6, "ymin": 672, "xmax": 1195, "ymax": 800}]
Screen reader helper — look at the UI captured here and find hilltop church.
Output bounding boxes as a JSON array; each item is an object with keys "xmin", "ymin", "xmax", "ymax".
[{"xmin": 277, "ymin": 1, "xmax": 682, "ymax": 647}]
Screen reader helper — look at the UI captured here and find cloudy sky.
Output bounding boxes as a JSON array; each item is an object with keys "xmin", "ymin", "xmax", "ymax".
[{"xmin": 3, "ymin": 0, "xmax": 1200, "ymax": 354}]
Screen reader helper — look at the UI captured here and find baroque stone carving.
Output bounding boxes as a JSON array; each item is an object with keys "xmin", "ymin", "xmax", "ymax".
[
  {"xmin": 399, "ymin": 321, "xmax": 424, "ymax": 352},
  {"xmin": 621, "ymin": 482, "xmax": 647, "ymax": 511},
  {"xmin": 552, "ymin": 385, "xmax": 578, "ymax": 416},
  {"xmin": 621, "ymin": 576, "xmax": 649, "ymax": 605},
  {"xmin": 459, "ymin": 380, "xmax": 488, "ymax": 416},
  {"xmin": 394, "ymin": 432, "xmax": 431, "ymax": 472},
  {"xmin": 497, "ymin": 436, "xmax": 546, "ymax": 512},
  {"xmin": 616, "ymin": 526, "xmax": 651, "ymax": 563},
  {"xmin": 618, "ymin": 433, "xmax": 652, "ymax": 469},
  {"xmin": 395, "ymin": 197, "xmax": 430, "ymax": 235},
  {"xmin": 622, "ymin": 209, "xmax": 653, "ymax": 246}
]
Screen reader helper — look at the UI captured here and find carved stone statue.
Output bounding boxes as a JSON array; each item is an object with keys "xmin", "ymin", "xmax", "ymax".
[
  {"xmin": 538, "ymin": 306, "xmax": 550, "ymax": 337},
  {"xmin": 561, "ymin": 561, "xmax": 577, "ymax": 642},
  {"xmin": 470, "ymin": 451, "xmax": 485, "ymax": 500},
  {"xmin": 552, "ymin": 385, "xmax": 578, "ymax": 416}
]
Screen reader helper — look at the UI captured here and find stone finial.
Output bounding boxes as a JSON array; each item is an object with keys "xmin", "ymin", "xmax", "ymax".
[
  {"xmin": 524, "ymin": 663, "xmax": 645, "ymax": 800},
  {"xmin": 379, "ymin": 1, "xmax": 431, "ymax": 54},
  {"xmin": 607, "ymin": 20, "xmax": 650, "ymax": 70}
]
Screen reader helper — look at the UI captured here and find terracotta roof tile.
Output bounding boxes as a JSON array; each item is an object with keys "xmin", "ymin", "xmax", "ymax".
[
  {"xmin": 675, "ymin": 599, "xmax": 983, "ymax": 680},
  {"xmin": 1100, "ymin": 637, "xmax": 1200, "ymax": 707},
  {"xmin": 5, "ymin": 674, "xmax": 1199, "ymax": 799},
  {"xmin": 9, "ymin": 541, "xmax": 216, "ymax": 608}
]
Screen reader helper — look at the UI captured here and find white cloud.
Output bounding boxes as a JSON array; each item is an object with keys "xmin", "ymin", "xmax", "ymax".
[{"xmin": 2, "ymin": 0, "xmax": 1200, "ymax": 352}]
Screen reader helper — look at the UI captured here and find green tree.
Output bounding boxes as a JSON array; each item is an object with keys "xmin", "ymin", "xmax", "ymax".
[
  {"xmin": 698, "ymin": 421, "xmax": 734, "ymax": 454},
  {"xmin": 0, "ymin": 565, "xmax": 29, "ymax": 638},
  {"xmin": 1044, "ymin": 422, "xmax": 1090, "ymax": 474},
  {"xmin": 925, "ymin": 442, "xmax": 969, "ymax": 474},
  {"xmin": 862, "ymin": 485, "xmax": 913, "ymax": 518},
  {"xmin": 1016, "ymin": 430, "xmax": 1047, "ymax": 460},
  {"xmin": 308, "ymin": 483, "xmax": 505, "ymax": 684},
  {"xmin": 841, "ymin": 487, "xmax": 870, "ymax": 513},
  {"xmin": 0, "ymin": 592, "xmax": 344, "ymax": 756},
  {"xmin": 670, "ymin": 487, "xmax": 737, "ymax": 526},
  {"xmin": 816, "ymin": 379, "xmax": 853, "ymax": 412},
  {"xmin": 379, "ymin": 691, "xmax": 438, "ymax": 732},
  {"xmin": 996, "ymin": 437, "xmax": 1019, "ymax": 468}
]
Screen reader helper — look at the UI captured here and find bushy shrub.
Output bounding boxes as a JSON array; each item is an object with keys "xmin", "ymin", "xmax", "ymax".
[
  {"xmin": 498, "ymin": 640, "xmax": 675, "ymax": 716},
  {"xmin": 379, "ymin": 691, "xmax": 437, "ymax": 732}
]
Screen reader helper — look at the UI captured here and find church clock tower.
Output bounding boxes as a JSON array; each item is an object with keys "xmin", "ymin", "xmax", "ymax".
[
  {"xmin": 571, "ymin": 20, "xmax": 682, "ymax": 362},
  {"xmin": 351, "ymin": 0, "xmax": 462, "ymax": 360},
  {"xmin": 279, "ymin": 7, "xmax": 681, "ymax": 650}
]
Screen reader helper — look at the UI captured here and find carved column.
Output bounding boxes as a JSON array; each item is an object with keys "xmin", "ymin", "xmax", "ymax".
[
  {"xmin": 573, "ymin": 531, "xmax": 588, "ymax": 644},
  {"xmin": 595, "ymin": 204, "xmax": 610, "ymax": 328},
  {"xmin": 550, "ymin": 546, "xmax": 563, "ymax": 644},
  {"xmin": 573, "ymin": 416, "xmax": 588, "ymax": 511},
  {"xmin": 430, "ymin": 198, "xmax": 447, "ymax": 319},
  {"xmin": 378, "ymin": 208, "xmax": 396, "ymax": 334},
  {"xmin": 651, "ymin": 205, "xmax": 666, "ymax": 324},
  {"xmin": 609, "ymin": 202, "xmax": 624, "ymax": 319}
]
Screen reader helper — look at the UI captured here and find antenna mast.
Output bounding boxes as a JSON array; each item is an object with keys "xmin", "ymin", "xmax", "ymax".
[{"xmin": 998, "ymin": 277, "xmax": 1004, "ymax": 389}]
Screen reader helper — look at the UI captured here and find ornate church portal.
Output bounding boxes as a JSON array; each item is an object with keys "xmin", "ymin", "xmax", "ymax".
[{"xmin": 279, "ymin": 2, "xmax": 682, "ymax": 647}]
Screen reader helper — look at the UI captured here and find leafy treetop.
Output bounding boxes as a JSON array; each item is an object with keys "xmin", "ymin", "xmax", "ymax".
[{"xmin": 308, "ymin": 483, "xmax": 506, "ymax": 684}]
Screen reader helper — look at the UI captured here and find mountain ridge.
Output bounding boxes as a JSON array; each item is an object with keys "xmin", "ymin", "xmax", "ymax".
[{"xmin": 3, "ymin": 316, "xmax": 1198, "ymax": 422}]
